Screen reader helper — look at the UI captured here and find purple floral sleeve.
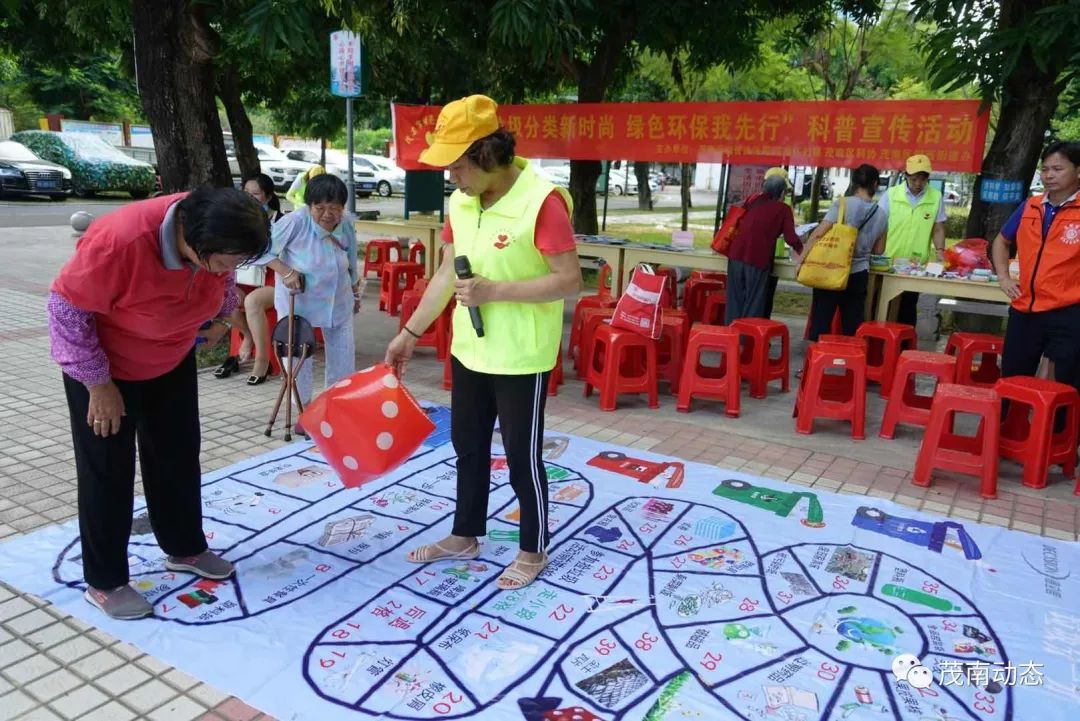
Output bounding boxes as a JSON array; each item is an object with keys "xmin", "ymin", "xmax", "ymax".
[
  {"xmin": 219, "ymin": 272, "xmax": 239, "ymax": 317},
  {"xmin": 47, "ymin": 292, "xmax": 111, "ymax": 387}
]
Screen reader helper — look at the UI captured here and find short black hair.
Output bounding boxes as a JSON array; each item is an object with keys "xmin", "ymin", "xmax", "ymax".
[
  {"xmin": 848, "ymin": 164, "xmax": 881, "ymax": 195},
  {"xmin": 1042, "ymin": 141, "xmax": 1080, "ymax": 166},
  {"xmin": 304, "ymin": 173, "xmax": 348, "ymax": 206},
  {"xmin": 176, "ymin": 187, "xmax": 269, "ymax": 264},
  {"xmin": 244, "ymin": 172, "xmax": 280, "ymax": 213},
  {"xmin": 464, "ymin": 128, "xmax": 516, "ymax": 172}
]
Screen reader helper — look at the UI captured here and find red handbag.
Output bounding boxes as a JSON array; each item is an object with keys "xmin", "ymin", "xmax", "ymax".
[{"xmin": 611, "ymin": 264, "xmax": 664, "ymax": 339}]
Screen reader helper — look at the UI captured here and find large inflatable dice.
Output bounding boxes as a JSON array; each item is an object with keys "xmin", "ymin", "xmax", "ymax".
[{"xmin": 299, "ymin": 365, "xmax": 435, "ymax": 488}]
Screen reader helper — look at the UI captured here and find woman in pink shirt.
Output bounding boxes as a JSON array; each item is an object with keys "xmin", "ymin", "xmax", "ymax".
[{"xmin": 48, "ymin": 188, "xmax": 270, "ymax": 620}]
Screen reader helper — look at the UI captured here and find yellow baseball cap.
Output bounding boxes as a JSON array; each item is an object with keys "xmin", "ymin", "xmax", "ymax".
[
  {"xmin": 418, "ymin": 95, "xmax": 500, "ymax": 167},
  {"xmin": 764, "ymin": 167, "xmax": 792, "ymax": 189},
  {"xmin": 906, "ymin": 154, "xmax": 932, "ymax": 175}
]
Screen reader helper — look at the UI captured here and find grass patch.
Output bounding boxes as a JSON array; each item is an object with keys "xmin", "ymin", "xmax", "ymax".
[
  {"xmin": 771, "ymin": 290, "xmax": 811, "ymax": 317},
  {"xmin": 196, "ymin": 341, "xmax": 230, "ymax": 370}
]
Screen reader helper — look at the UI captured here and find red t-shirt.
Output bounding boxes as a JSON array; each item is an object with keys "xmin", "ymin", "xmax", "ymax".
[
  {"xmin": 51, "ymin": 193, "xmax": 229, "ymax": 381},
  {"xmin": 442, "ymin": 191, "xmax": 576, "ymax": 255}
]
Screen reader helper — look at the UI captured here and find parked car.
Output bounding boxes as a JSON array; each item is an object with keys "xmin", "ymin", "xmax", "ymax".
[
  {"xmin": 535, "ymin": 164, "xmax": 571, "ymax": 188},
  {"xmin": 444, "ymin": 170, "xmax": 456, "ymax": 195},
  {"xmin": 12, "ymin": 131, "xmax": 155, "ymax": 199},
  {"xmin": 596, "ymin": 169, "xmax": 658, "ymax": 196},
  {"xmin": 0, "ymin": 140, "xmax": 72, "ymax": 200},
  {"xmin": 356, "ymin": 154, "xmax": 406, "ymax": 197},
  {"xmin": 228, "ymin": 144, "xmax": 311, "ymax": 191},
  {"xmin": 322, "ymin": 150, "xmax": 377, "ymax": 198}
]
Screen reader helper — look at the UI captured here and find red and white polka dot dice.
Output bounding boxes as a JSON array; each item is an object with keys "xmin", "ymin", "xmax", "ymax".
[{"xmin": 300, "ymin": 365, "xmax": 435, "ymax": 488}]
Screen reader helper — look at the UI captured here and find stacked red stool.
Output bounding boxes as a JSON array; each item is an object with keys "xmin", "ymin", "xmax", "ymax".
[
  {"xmin": 879, "ymin": 351, "xmax": 957, "ymax": 439},
  {"xmin": 913, "ymin": 383, "xmax": 1000, "ymax": 498},
  {"xmin": 582, "ymin": 324, "xmax": 659, "ymax": 411},
  {"xmin": 575, "ymin": 308, "xmax": 616, "ymax": 378},
  {"xmin": 676, "ymin": 325, "xmax": 741, "ymax": 416},
  {"xmin": 702, "ymin": 291, "xmax": 728, "ymax": 325},
  {"xmin": 362, "ymin": 239, "xmax": 400, "ymax": 278},
  {"xmin": 684, "ymin": 275, "xmax": 727, "ymax": 324},
  {"xmin": 655, "ymin": 267, "xmax": 678, "ymax": 308},
  {"xmin": 399, "ymin": 283, "xmax": 452, "ymax": 361},
  {"xmin": 945, "ymin": 331, "xmax": 1003, "ymax": 387},
  {"xmin": 379, "ymin": 261, "xmax": 424, "ymax": 316},
  {"xmin": 568, "ymin": 264, "xmax": 616, "ymax": 368},
  {"xmin": 794, "ymin": 340, "xmax": 867, "ymax": 439},
  {"xmin": 731, "ymin": 318, "xmax": 790, "ymax": 399},
  {"xmin": 996, "ymin": 376, "xmax": 1080, "ymax": 489},
  {"xmin": 548, "ymin": 343, "xmax": 565, "ymax": 397},
  {"xmin": 855, "ymin": 321, "xmax": 917, "ymax": 397},
  {"xmin": 656, "ymin": 310, "xmax": 690, "ymax": 394},
  {"xmin": 408, "ymin": 241, "xmax": 425, "ymax": 265}
]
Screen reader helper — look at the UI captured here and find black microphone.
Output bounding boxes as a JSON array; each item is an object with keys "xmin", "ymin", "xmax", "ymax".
[{"xmin": 453, "ymin": 255, "xmax": 485, "ymax": 338}]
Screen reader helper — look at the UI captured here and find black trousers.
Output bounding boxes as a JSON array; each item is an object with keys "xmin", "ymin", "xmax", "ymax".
[
  {"xmin": 809, "ymin": 270, "xmax": 870, "ymax": 340},
  {"xmin": 64, "ymin": 350, "xmax": 207, "ymax": 589},
  {"xmin": 897, "ymin": 291, "xmax": 920, "ymax": 327},
  {"xmin": 1002, "ymin": 304, "xmax": 1080, "ymax": 393},
  {"xmin": 450, "ymin": 356, "xmax": 551, "ymax": 553},
  {"xmin": 725, "ymin": 259, "xmax": 771, "ymax": 324}
]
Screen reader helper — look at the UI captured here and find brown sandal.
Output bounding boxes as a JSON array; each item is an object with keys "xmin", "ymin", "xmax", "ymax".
[
  {"xmin": 407, "ymin": 538, "xmax": 480, "ymax": 563},
  {"xmin": 496, "ymin": 553, "xmax": 549, "ymax": 590}
]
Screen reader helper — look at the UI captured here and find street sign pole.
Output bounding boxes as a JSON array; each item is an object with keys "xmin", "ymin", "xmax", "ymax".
[{"xmin": 346, "ymin": 98, "xmax": 355, "ymax": 214}]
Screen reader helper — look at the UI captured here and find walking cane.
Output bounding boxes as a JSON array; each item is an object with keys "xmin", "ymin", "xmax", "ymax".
[{"xmin": 265, "ymin": 276, "xmax": 316, "ymax": 441}]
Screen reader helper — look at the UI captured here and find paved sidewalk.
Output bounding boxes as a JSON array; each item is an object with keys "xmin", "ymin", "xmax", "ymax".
[{"xmin": 0, "ymin": 226, "xmax": 1076, "ymax": 721}]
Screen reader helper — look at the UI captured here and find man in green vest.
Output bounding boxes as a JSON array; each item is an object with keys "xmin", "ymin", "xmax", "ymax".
[
  {"xmin": 879, "ymin": 154, "xmax": 947, "ymax": 325},
  {"xmin": 384, "ymin": 95, "xmax": 582, "ymax": 592}
]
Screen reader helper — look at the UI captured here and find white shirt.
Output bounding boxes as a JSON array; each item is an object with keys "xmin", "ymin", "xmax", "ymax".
[{"xmin": 878, "ymin": 184, "xmax": 947, "ymax": 223}]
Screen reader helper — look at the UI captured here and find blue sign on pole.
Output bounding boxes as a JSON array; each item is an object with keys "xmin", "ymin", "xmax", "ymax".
[
  {"xmin": 980, "ymin": 178, "xmax": 1024, "ymax": 204},
  {"xmin": 329, "ymin": 31, "xmax": 363, "ymax": 98}
]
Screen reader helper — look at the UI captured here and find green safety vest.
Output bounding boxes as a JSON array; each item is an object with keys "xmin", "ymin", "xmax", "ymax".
[
  {"xmin": 448, "ymin": 157, "xmax": 573, "ymax": 375},
  {"xmin": 884, "ymin": 183, "xmax": 941, "ymax": 261}
]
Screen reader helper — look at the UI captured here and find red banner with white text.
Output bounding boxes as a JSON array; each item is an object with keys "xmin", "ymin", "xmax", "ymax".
[{"xmin": 392, "ymin": 100, "xmax": 988, "ymax": 172}]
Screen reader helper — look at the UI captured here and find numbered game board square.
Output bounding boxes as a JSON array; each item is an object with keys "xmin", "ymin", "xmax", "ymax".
[{"xmin": 316, "ymin": 587, "xmax": 442, "ymax": 644}]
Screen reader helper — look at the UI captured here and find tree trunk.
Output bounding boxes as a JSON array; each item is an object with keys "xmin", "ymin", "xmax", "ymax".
[
  {"xmin": 680, "ymin": 163, "xmax": 692, "ymax": 231},
  {"xmin": 965, "ymin": 57, "xmax": 1063, "ymax": 240},
  {"xmin": 320, "ymin": 138, "xmax": 326, "ymax": 168},
  {"xmin": 635, "ymin": 161, "xmax": 652, "ymax": 210},
  {"xmin": 569, "ymin": 160, "xmax": 602, "ymax": 234},
  {"xmin": 808, "ymin": 167, "xmax": 826, "ymax": 222},
  {"xmin": 217, "ymin": 64, "xmax": 258, "ymax": 182},
  {"xmin": 132, "ymin": 0, "xmax": 230, "ymax": 191}
]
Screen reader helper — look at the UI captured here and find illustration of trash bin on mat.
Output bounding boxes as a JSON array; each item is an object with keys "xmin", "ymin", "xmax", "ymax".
[{"xmin": 711, "ymin": 479, "xmax": 825, "ymax": 528}]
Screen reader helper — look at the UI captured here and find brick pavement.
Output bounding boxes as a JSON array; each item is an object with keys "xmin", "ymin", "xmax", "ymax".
[{"xmin": 0, "ymin": 226, "xmax": 1076, "ymax": 721}]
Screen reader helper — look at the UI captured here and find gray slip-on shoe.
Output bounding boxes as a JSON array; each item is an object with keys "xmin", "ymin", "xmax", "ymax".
[
  {"xmin": 165, "ymin": 550, "xmax": 235, "ymax": 580},
  {"xmin": 84, "ymin": 585, "xmax": 153, "ymax": 620}
]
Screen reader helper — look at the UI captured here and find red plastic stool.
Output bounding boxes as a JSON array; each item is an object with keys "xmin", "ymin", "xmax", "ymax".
[
  {"xmin": 569, "ymin": 295, "xmax": 618, "ymax": 369},
  {"xmin": 575, "ymin": 307, "xmax": 616, "ymax": 378},
  {"xmin": 594, "ymin": 262, "xmax": 614, "ymax": 299},
  {"xmin": 548, "ymin": 343, "xmax": 565, "ymax": 396},
  {"xmin": 913, "ymin": 383, "xmax": 1000, "ymax": 498},
  {"xmin": 731, "ymin": 318, "xmax": 790, "ymax": 399},
  {"xmin": 879, "ymin": 351, "xmax": 957, "ymax": 439},
  {"xmin": 684, "ymin": 279, "xmax": 727, "ymax": 324},
  {"xmin": 657, "ymin": 311, "xmax": 690, "ymax": 394},
  {"xmin": 400, "ymin": 289, "xmax": 451, "ymax": 361},
  {"xmin": 817, "ymin": 334, "xmax": 866, "ymax": 350},
  {"xmin": 676, "ymin": 325, "xmax": 741, "ymax": 416},
  {"xmin": 855, "ymin": 321, "xmax": 918, "ymax": 397},
  {"xmin": 691, "ymin": 270, "xmax": 727, "ymax": 283},
  {"xmin": 945, "ymin": 332, "xmax": 1003, "ymax": 387},
  {"xmin": 702, "ymin": 291, "xmax": 728, "ymax": 325},
  {"xmin": 996, "ymin": 376, "xmax": 1080, "ymax": 489},
  {"xmin": 803, "ymin": 306, "xmax": 842, "ymax": 340},
  {"xmin": 379, "ymin": 261, "xmax": 424, "ymax": 316},
  {"xmin": 655, "ymin": 267, "xmax": 678, "ymax": 308},
  {"xmin": 363, "ymin": 239, "xmax": 400, "ymax": 278},
  {"xmin": 794, "ymin": 341, "xmax": 867, "ymax": 439},
  {"xmin": 408, "ymin": 241, "xmax": 425, "ymax": 265},
  {"xmin": 583, "ymin": 324, "xmax": 659, "ymax": 411}
]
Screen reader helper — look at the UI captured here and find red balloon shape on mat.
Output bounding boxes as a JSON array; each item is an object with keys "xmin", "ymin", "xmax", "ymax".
[{"xmin": 299, "ymin": 365, "xmax": 435, "ymax": 488}]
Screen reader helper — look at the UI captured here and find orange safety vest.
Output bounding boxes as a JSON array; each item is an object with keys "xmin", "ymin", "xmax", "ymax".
[{"xmin": 1013, "ymin": 194, "xmax": 1080, "ymax": 313}]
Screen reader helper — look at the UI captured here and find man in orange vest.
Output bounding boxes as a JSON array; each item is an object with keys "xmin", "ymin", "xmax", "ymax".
[{"xmin": 990, "ymin": 141, "xmax": 1080, "ymax": 397}]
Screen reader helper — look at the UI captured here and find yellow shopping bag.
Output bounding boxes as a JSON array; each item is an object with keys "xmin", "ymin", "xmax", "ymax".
[{"xmin": 797, "ymin": 196, "xmax": 858, "ymax": 291}]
